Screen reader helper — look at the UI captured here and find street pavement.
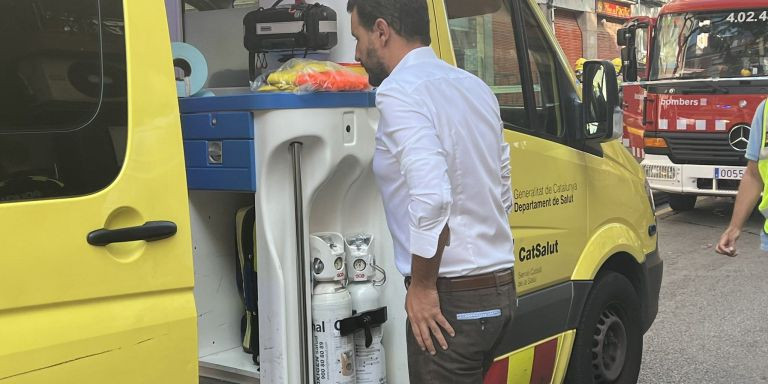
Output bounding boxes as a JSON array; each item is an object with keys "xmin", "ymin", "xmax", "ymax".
[{"xmin": 638, "ymin": 197, "xmax": 768, "ymax": 383}]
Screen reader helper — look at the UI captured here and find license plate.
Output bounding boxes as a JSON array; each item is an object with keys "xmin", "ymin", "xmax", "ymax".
[{"xmin": 714, "ymin": 167, "xmax": 744, "ymax": 180}]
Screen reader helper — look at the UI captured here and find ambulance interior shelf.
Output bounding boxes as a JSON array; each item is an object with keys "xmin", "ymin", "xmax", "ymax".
[
  {"xmin": 183, "ymin": 88, "xmax": 400, "ymax": 382},
  {"xmin": 178, "ymin": 90, "xmax": 376, "ymax": 192}
]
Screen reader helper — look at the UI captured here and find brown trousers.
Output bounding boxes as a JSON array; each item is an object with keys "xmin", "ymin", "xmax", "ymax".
[{"xmin": 406, "ymin": 274, "xmax": 517, "ymax": 383}]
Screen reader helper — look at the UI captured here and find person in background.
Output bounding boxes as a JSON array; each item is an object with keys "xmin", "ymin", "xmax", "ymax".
[
  {"xmin": 613, "ymin": 58, "xmax": 623, "ymax": 80},
  {"xmin": 613, "ymin": 57, "xmax": 624, "ymax": 99},
  {"xmin": 347, "ymin": 0, "xmax": 517, "ymax": 382},
  {"xmin": 716, "ymin": 100, "xmax": 768, "ymax": 256},
  {"xmin": 575, "ymin": 57, "xmax": 587, "ymax": 83}
]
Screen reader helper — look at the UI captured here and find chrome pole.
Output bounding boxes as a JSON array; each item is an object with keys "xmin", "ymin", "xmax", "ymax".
[{"xmin": 291, "ymin": 141, "xmax": 310, "ymax": 384}]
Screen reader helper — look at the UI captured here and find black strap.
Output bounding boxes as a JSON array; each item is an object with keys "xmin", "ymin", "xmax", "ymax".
[
  {"xmin": 337, "ymin": 307, "xmax": 388, "ymax": 348},
  {"xmin": 249, "ymin": 51, "xmax": 256, "ymax": 82}
]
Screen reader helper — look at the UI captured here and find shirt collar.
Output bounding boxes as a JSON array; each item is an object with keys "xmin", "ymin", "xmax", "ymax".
[{"xmin": 388, "ymin": 46, "xmax": 436, "ymax": 78}]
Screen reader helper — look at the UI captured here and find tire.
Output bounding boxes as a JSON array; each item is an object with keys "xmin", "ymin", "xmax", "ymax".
[
  {"xmin": 565, "ymin": 272, "xmax": 642, "ymax": 384},
  {"xmin": 668, "ymin": 194, "xmax": 696, "ymax": 211}
]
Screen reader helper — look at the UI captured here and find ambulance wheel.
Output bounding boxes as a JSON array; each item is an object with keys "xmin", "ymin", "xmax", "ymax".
[
  {"xmin": 565, "ymin": 272, "xmax": 642, "ymax": 384},
  {"xmin": 668, "ymin": 194, "xmax": 696, "ymax": 211}
]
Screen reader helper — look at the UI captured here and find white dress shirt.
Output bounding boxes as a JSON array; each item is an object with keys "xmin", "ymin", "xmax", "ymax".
[{"xmin": 372, "ymin": 47, "xmax": 515, "ymax": 278}]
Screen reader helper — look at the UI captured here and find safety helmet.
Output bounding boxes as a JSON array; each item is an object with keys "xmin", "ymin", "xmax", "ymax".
[
  {"xmin": 612, "ymin": 58, "xmax": 622, "ymax": 74},
  {"xmin": 575, "ymin": 58, "xmax": 587, "ymax": 72}
]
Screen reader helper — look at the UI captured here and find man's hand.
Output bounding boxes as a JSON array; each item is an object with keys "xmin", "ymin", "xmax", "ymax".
[
  {"xmin": 716, "ymin": 227, "xmax": 741, "ymax": 257},
  {"xmin": 716, "ymin": 161, "xmax": 762, "ymax": 257},
  {"xmin": 406, "ymin": 283, "xmax": 455, "ymax": 355}
]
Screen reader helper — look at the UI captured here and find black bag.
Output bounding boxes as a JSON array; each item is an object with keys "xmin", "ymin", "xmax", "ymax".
[
  {"xmin": 243, "ymin": 1, "xmax": 337, "ymax": 81},
  {"xmin": 234, "ymin": 206, "xmax": 259, "ymax": 364}
]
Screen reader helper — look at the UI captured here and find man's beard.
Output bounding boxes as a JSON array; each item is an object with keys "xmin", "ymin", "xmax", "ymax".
[{"xmin": 362, "ymin": 46, "xmax": 389, "ymax": 87}]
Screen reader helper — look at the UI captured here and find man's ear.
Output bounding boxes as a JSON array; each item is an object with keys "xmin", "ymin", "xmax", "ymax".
[{"xmin": 373, "ymin": 18, "xmax": 390, "ymax": 45}]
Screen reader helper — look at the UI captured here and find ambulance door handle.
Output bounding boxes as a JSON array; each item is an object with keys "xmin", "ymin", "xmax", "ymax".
[{"xmin": 87, "ymin": 221, "xmax": 177, "ymax": 246}]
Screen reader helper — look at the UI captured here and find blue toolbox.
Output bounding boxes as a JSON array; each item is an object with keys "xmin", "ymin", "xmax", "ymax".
[{"xmin": 178, "ymin": 91, "xmax": 376, "ymax": 192}]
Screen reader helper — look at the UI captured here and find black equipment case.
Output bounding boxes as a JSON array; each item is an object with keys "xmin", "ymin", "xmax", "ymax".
[{"xmin": 243, "ymin": 1, "xmax": 337, "ymax": 80}]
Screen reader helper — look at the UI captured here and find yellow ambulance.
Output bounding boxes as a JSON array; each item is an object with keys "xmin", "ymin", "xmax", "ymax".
[{"xmin": 0, "ymin": 0, "xmax": 661, "ymax": 383}]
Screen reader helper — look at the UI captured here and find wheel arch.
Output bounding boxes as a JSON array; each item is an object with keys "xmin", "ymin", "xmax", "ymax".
[
  {"xmin": 573, "ymin": 222, "xmax": 658, "ymax": 333},
  {"xmin": 572, "ymin": 222, "xmax": 648, "ymax": 281}
]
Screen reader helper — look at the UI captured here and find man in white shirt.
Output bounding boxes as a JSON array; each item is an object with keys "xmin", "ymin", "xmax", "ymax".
[{"xmin": 348, "ymin": 0, "xmax": 516, "ymax": 381}]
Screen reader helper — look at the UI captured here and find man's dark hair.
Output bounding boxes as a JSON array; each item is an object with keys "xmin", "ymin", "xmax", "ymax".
[{"xmin": 347, "ymin": 0, "xmax": 431, "ymax": 46}]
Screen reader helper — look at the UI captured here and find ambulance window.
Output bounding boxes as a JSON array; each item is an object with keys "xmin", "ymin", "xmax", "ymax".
[
  {"xmin": 446, "ymin": 0, "xmax": 530, "ymax": 131},
  {"xmin": 520, "ymin": 2, "xmax": 563, "ymax": 137},
  {"xmin": 0, "ymin": 0, "xmax": 127, "ymax": 204}
]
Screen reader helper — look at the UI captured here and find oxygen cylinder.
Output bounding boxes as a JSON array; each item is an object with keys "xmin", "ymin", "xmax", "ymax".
[
  {"xmin": 310, "ymin": 232, "xmax": 356, "ymax": 384},
  {"xmin": 345, "ymin": 233, "xmax": 387, "ymax": 384}
]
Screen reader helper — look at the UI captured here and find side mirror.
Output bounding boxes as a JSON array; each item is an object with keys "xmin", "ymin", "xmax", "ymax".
[
  {"xmin": 582, "ymin": 61, "xmax": 619, "ymax": 142},
  {"xmin": 617, "ymin": 25, "xmax": 638, "ymax": 81},
  {"xmin": 617, "ymin": 26, "xmax": 636, "ymax": 48},
  {"xmin": 616, "ymin": 27, "xmax": 629, "ymax": 46}
]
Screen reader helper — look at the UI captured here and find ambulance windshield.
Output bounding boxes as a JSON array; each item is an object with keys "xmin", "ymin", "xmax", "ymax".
[{"xmin": 650, "ymin": 9, "xmax": 768, "ymax": 80}]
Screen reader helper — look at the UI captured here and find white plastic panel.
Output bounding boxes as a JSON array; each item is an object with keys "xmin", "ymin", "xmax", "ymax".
[
  {"xmin": 200, "ymin": 347, "xmax": 260, "ymax": 381},
  {"xmin": 254, "ymin": 107, "xmax": 409, "ymax": 384},
  {"xmin": 184, "ymin": 7, "xmax": 257, "ymax": 88},
  {"xmin": 190, "ymin": 191, "xmax": 256, "ymax": 359}
]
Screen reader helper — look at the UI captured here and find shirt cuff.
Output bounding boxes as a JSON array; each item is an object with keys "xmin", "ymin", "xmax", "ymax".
[{"xmin": 410, "ymin": 226, "xmax": 442, "ymax": 259}]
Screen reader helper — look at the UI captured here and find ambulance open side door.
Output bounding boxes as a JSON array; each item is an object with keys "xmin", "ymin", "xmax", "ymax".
[{"xmin": 0, "ymin": 1, "xmax": 198, "ymax": 382}]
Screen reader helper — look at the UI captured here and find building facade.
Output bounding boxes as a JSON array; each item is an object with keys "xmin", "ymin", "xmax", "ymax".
[{"xmin": 538, "ymin": 0, "xmax": 667, "ymax": 70}]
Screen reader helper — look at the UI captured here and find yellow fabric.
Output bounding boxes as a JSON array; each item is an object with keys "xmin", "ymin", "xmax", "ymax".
[
  {"xmin": 258, "ymin": 59, "xmax": 370, "ymax": 92},
  {"xmin": 260, "ymin": 60, "xmax": 337, "ymax": 91},
  {"xmin": 758, "ymin": 101, "xmax": 768, "ymax": 234}
]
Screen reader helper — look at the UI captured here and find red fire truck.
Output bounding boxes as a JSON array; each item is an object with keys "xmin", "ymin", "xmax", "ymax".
[{"xmin": 619, "ymin": 0, "xmax": 768, "ymax": 211}]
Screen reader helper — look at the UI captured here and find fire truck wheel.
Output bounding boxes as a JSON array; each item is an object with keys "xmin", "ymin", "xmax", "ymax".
[
  {"xmin": 565, "ymin": 272, "xmax": 642, "ymax": 384},
  {"xmin": 668, "ymin": 194, "xmax": 697, "ymax": 211}
]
